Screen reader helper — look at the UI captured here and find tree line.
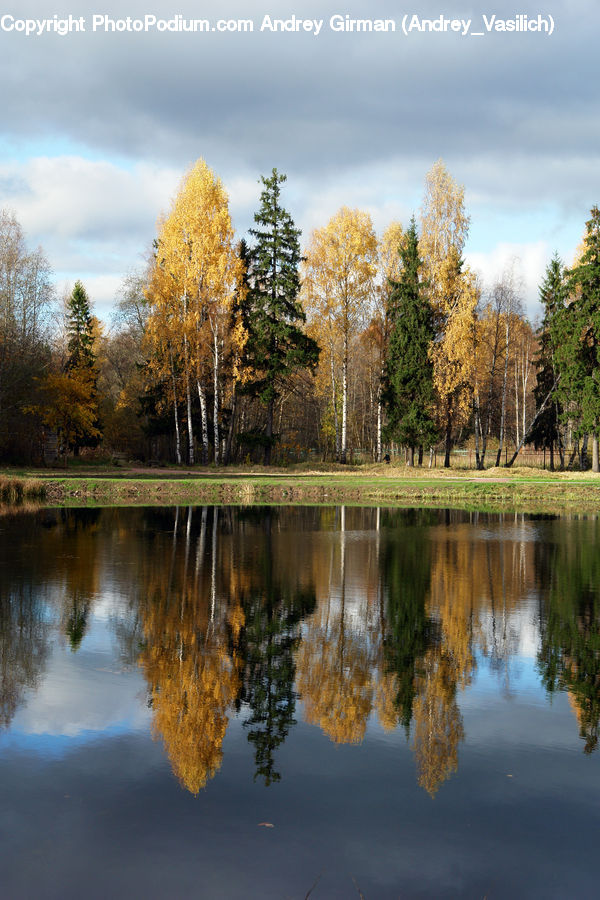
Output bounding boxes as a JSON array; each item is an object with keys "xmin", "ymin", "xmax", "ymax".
[{"xmin": 2, "ymin": 158, "xmax": 600, "ymax": 468}]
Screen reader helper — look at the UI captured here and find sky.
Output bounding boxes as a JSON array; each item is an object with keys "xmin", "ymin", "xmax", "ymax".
[{"xmin": 0, "ymin": 0, "xmax": 598, "ymax": 322}]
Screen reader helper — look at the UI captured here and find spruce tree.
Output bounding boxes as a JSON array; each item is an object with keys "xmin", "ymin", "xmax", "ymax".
[
  {"xmin": 527, "ymin": 255, "xmax": 566, "ymax": 469},
  {"xmin": 566, "ymin": 206, "xmax": 600, "ymax": 470},
  {"xmin": 66, "ymin": 280, "xmax": 96, "ymax": 372},
  {"xmin": 245, "ymin": 169, "xmax": 319, "ymax": 465},
  {"xmin": 64, "ymin": 280, "xmax": 101, "ymax": 453},
  {"xmin": 383, "ymin": 219, "xmax": 438, "ymax": 464}
]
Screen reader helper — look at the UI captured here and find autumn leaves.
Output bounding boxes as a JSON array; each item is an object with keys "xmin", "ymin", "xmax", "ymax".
[
  {"xmin": 145, "ymin": 161, "xmax": 244, "ymax": 466},
  {"xmin": 143, "ymin": 156, "xmax": 478, "ymax": 466}
]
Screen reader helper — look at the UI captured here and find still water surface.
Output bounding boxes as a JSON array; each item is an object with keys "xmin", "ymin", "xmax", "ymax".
[{"xmin": 1, "ymin": 505, "xmax": 599, "ymax": 898}]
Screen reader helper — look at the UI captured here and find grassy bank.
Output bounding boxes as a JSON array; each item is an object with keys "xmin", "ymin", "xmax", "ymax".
[
  {"xmin": 3, "ymin": 463, "xmax": 599, "ymax": 514},
  {"xmin": 0, "ymin": 475, "xmax": 47, "ymax": 503}
]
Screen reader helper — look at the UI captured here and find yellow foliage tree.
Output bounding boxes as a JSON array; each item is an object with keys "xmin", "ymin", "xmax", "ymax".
[
  {"xmin": 32, "ymin": 369, "xmax": 101, "ymax": 466},
  {"xmin": 145, "ymin": 159, "xmax": 245, "ymax": 465},
  {"xmin": 420, "ymin": 161, "xmax": 477, "ymax": 465},
  {"xmin": 303, "ymin": 207, "xmax": 377, "ymax": 462},
  {"xmin": 429, "ymin": 250, "xmax": 479, "ymax": 465}
]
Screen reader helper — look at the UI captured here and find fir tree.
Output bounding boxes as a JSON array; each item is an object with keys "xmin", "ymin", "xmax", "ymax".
[
  {"xmin": 66, "ymin": 280, "xmax": 95, "ymax": 372},
  {"xmin": 566, "ymin": 206, "xmax": 600, "ymax": 470},
  {"xmin": 527, "ymin": 254, "xmax": 566, "ymax": 469},
  {"xmin": 383, "ymin": 218, "xmax": 438, "ymax": 464},
  {"xmin": 64, "ymin": 280, "xmax": 101, "ymax": 453},
  {"xmin": 245, "ymin": 169, "xmax": 319, "ymax": 465}
]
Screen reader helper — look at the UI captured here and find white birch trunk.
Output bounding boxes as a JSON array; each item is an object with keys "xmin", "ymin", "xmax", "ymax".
[
  {"xmin": 514, "ymin": 357, "xmax": 520, "ymax": 447},
  {"xmin": 185, "ymin": 373, "xmax": 194, "ymax": 465},
  {"xmin": 329, "ymin": 338, "xmax": 340, "ymax": 460},
  {"xmin": 170, "ymin": 349, "xmax": 182, "ymax": 465},
  {"xmin": 213, "ymin": 325, "xmax": 220, "ymax": 465},
  {"xmin": 496, "ymin": 316, "xmax": 510, "ymax": 467},
  {"xmin": 197, "ymin": 380, "xmax": 209, "ymax": 465},
  {"xmin": 341, "ymin": 332, "xmax": 348, "ymax": 463}
]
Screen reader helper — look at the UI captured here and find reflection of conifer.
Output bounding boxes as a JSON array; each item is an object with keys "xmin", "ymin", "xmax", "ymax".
[
  {"xmin": 380, "ymin": 510, "xmax": 438, "ymax": 730},
  {"xmin": 0, "ymin": 513, "xmax": 54, "ymax": 729},
  {"xmin": 236, "ymin": 510, "xmax": 316, "ymax": 785},
  {"xmin": 65, "ymin": 595, "xmax": 90, "ymax": 651},
  {"xmin": 537, "ymin": 520, "xmax": 600, "ymax": 754}
]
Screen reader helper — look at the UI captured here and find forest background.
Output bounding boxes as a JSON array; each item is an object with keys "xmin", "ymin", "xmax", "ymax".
[{"xmin": 0, "ymin": 0, "xmax": 598, "ymax": 471}]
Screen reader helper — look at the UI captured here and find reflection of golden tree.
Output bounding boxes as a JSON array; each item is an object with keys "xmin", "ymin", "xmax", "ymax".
[
  {"xmin": 146, "ymin": 639, "xmax": 239, "ymax": 794},
  {"xmin": 428, "ymin": 522, "xmax": 536, "ymax": 680},
  {"xmin": 428, "ymin": 537, "xmax": 476, "ymax": 689},
  {"xmin": 296, "ymin": 606, "xmax": 373, "ymax": 745},
  {"xmin": 375, "ymin": 670, "xmax": 402, "ymax": 732},
  {"xmin": 567, "ymin": 679, "xmax": 599, "ymax": 755},
  {"xmin": 413, "ymin": 650, "xmax": 465, "ymax": 797},
  {"xmin": 137, "ymin": 508, "xmax": 241, "ymax": 794}
]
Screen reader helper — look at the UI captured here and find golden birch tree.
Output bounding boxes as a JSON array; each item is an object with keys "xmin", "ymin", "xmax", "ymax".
[
  {"xmin": 145, "ymin": 159, "xmax": 245, "ymax": 464},
  {"xmin": 302, "ymin": 207, "xmax": 377, "ymax": 462},
  {"xmin": 420, "ymin": 161, "xmax": 477, "ymax": 466},
  {"xmin": 429, "ymin": 250, "xmax": 479, "ymax": 465}
]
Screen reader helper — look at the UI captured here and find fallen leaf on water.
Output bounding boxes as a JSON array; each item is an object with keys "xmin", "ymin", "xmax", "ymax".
[{"xmin": 258, "ymin": 822, "xmax": 274, "ymax": 828}]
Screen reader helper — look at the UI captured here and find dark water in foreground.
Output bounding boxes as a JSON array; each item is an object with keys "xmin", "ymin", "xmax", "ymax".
[{"xmin": 1, "ymin": 505, "xmax": 599, "ymax": 898}]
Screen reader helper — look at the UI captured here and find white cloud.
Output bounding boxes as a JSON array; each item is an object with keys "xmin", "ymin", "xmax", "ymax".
[
  {"xmin": 466, "ymin": 241, "xmax": 550, "ymax": 319},
  {"xmin": 13, "ymin": 647, "xmax": 150, "ymax": 739},
  {"xmin": 1, "ymin": 156, "xmax": 179, "ymax": 240},
  {"xmin": 0, "ymin": 155, "xmax": 183, "ymax": 315}
]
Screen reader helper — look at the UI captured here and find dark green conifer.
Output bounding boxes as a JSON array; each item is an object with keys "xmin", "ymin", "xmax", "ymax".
[
  {"xmin": 527, "ymin": 254, "xmax": 566, "ymax": 469},
  {"xmin": 66, "ymin": 280, "xmax": 95, "ymax": 372},
  {"xmin": 245, "ymin": 169, "xmax": 319, "ymax": 465},
  {"xmin": 64, "ymin": 280, "xmax": 101, "ymax": 452},
  {"xmin": 383, "ymin": 218, "xmax": 438, "ymax": 464},
  {"xmin": 551, "ymin": 206, "xmax": 600, "ymax": 470}
]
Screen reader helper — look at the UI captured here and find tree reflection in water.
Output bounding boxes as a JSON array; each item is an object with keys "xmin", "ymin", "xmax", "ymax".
[{"xmin": 2, "ymin": 505, "xmax": 600, "ymax": 798}]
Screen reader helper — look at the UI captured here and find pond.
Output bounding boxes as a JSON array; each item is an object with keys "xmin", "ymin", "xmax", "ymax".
[{"xmin": 1, "ymin": 505, "xmax": 599, "ymax": 898}]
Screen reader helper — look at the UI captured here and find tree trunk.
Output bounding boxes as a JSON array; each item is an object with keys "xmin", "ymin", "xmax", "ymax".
[
  {"xmin": 329, "ymin": 340, "xmax": 340, "ymax": 461},
  {"xmin": 197, "ymin": 381, "xmax": 209, "ymax": 465},
  {"xmin": 593, "ymin": 433, "xmax": 599, "ymax": 473},
  {"xmin": 556, "ymin": 405, "xmax": 565, "ymax": 469},
  {"xmin": 567, "ymin": 440, "xmax": 578, "ymax": 471},
  {"xmin": 213, "ymin": 327, "xmax": 220, "ymax": 466},
  {"xmin": 341, "ymin": 332, "xmax": 348, "ymax": 464},
  {"xmin": 581, "ymin": 434, "xmax": 589, "ymax": 470},
  {"xmin": 264, "ymin": 395, "xmax": 274, "ymax": 466},
  {"xmin": 182, "ymin": 289, "xmax": 194, "ymax": 466},
  {"xmin": 505, "ymin": 376, "xmax": 560, "ymax": 467},
  {"xmin": 170, "ymin": 350, "xmax": 182, "ymax": 465},
  {"xmin": 480, "ymin": 308, "xmax": 502, "ymax": 469},
  {"xmin": 376, "ymin": 395, "xmax": 382, "ymax": 463},
  {"xmin": 407, "ymin": 446, "xmax": 414, "ymax": 467},
  {"xmin": 495, "ymin": 316, "xmax": 510, "ymax": 467},
  {"xmin": 224, "ymin": 380, "xmax": 237, "ymax": 466},
  {"xmin": 514, "ymin": 357, "xmax": 520, "ymax": 447},
  {"xmin": 444, "ymin": 412, "xmax": 452, "ymax": 468},
  {"xmin": 185, "ymin": 373, "xmax": 194, "ymax": 466},
  {"xmin": 418, "ymin": 445, "xmax": 423, "ymax": 466}
]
